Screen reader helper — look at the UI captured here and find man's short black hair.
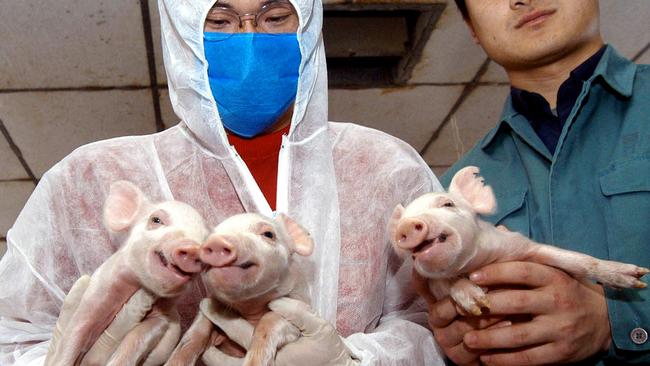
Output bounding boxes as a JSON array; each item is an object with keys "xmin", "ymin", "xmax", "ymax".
[{"xmin": 454, "ymin": 0, "xmax": 470, "ymax": 20}]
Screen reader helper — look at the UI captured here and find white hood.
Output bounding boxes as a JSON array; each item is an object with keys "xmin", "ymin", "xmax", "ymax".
[{"xmin": 158, "ymin": 0, "xmax": 340, "ymax": 322}]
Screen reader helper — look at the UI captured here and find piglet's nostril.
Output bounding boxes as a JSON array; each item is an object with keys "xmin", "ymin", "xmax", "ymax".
[
  {"xmin": 204, "ymin": 247, "xmax": 213, "ymax": 254},
  {"xmin": 179, "ymin": 250, "xmax": 187, "ymax": 256},
  {"xmin": 415, "ymin": 224, "xmax": 423, "ymax": 231}
]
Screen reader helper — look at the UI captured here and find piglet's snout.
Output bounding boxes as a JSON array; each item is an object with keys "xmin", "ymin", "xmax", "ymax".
[
  {"xmin": 395, "ymin": 218, "xmax": 428, "ymax": 250},
  {"xmin": 201, "ymin": 235, "xmax": 237, "ymax": 267},
  {"xmin": 171, "ymin": 243, "xmax": 202, "ymax": 273}
]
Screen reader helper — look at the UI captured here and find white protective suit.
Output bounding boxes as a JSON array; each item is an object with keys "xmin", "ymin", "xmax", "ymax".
[{"xmin": 0, "ymin": 0, "xmax": 446, "ymax": 364}]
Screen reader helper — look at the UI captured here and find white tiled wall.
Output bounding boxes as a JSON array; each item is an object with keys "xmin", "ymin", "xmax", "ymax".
[
  {"xmin": 0, "ymin": 0, "xmax": 149, "ymax": 89},
  {"xmin": 0, "ymin": 90, "xmax": 158, "ymax": 178},
  {"xmin": 0, "ymin": 182, "xmax": 34, "ymax": 240},
  {"xmin": 422, "ymin": 85, "xmax": 510, "ymax": 167},
  {"xmin": 409, "ymin": 4, "xmax": 486, "ymax": 84},
  {"xmin": 0, "ymin": 137, "xmax": 27, "ymax": 180},
  {"xmin": 329, "ymin": 85, "xmax": 464, "ymax": 152}
]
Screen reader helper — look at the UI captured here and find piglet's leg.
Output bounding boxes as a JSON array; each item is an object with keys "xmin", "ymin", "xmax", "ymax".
[
  {"xmin": 449, "ymin": 278, "xmax": 490, "ymax": 316},
  {"xmin": 165, "ymin": 312, "xmax": 214, "ymax": 366},
  {"xmin": 243, "ymin": 311, "xmax": 300, "ymax": 366},
  {"xmin": 105, "ymin": 317, "xmax": 169, "ymax": 366},
  {"xmin": 527, "ymin": 243, "xmax": 649, "ymax": 289}
]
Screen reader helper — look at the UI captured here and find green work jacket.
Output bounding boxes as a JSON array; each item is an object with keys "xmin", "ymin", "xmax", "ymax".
[{"xmin": 442, "ymin": 46, "xmax": 650, "ymax": 365}]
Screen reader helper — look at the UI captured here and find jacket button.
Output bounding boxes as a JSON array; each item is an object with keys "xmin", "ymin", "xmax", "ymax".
[{"xmin": 630, "ymin": 328, "xmax": 648, "ymax": 345}]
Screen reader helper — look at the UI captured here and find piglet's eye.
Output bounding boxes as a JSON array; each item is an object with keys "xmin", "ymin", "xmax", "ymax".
[
  {"xmin": 442, "ymin": 201, "xmax": 455, "ymax": 208},
  {"xmin": 263, "ymin": 231, "xmax": 275, "ymax": 239},
  {"xmin": 151, "ymin": 216, "xmax": 164, "ymax": 225}
]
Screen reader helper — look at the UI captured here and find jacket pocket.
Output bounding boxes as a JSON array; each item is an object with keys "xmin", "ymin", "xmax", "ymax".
[
  {"xmin": 598, "ymin": 157, "xmax": 650, "ymax": 263},
  {"xmin": 483, "ymin": 188, "xmax": 529, "ymax": 237},
  {"xmin": 599, "ymin": 158, "xmax": 650, "ymax": 246}
]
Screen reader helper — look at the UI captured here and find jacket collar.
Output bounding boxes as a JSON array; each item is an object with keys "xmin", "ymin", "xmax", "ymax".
[{"xmin": 481, "ymin": 45, "xmax": 637, "ymax": 151}]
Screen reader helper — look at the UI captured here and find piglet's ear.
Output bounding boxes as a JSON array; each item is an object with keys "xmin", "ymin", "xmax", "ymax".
[
  {"xmin": 277, "ymin": 213, "xmax": 314, "ymax": 257},
  {"xmin": 448, "ymin": 166, "xmax": 496, "ymax": 215},
  {"xmin": 388, "ymin": 204, "xmax": 405, "ymax": 245},
  {"xmin": 104, "ymin": 181, "xmax": 145, "ymax": 232}
]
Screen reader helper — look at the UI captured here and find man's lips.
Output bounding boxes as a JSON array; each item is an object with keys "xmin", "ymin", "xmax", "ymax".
[{"xmin": 515, "ymin": 9, "xmax": 556, "ymax": 29}]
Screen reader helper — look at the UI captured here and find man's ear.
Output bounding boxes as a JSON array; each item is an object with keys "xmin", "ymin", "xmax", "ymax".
[
  {"xmin": 448, "ymin": 166, "xmax": 496, "ymax": 215},
  {"xmin": 276, "ymin": 213, "xmax": 314, "ymax": 256},
  {"xmin": 104, "ymin": 181, "xmax": 146, "ymax": 232}
]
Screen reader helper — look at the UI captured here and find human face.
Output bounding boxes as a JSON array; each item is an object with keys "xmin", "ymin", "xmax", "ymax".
[
  {"xmin": 204, "ymin": 0, "xmax": 299, "ymax": 33},
  {"xmin": 464, "ymin": 0, "xmax": 602, "ymax": 70}
]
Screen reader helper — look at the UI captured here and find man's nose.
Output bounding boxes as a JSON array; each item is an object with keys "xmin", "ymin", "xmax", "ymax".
[{"xmin": 510, "ymin": 0, "xmax": 531, "ymax": 10}]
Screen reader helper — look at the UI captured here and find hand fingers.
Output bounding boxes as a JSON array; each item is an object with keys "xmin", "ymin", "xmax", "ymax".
[
  {"xmin": 470, "ymin": 261, "xmax": 563, "ymax": 288},
  {"xmin": 200, "ymin": 298, "xmax": 254, "ymax": 349},
  {"xmin": 479, "ymin": 342, "xmax": 566, "ymax": 366},
  {"xmin": 268, "ymin": 297, "xmax": 324, "ymax": 336},
  {"xmin": 433, "ymin": 315, "xmax": 505, "ymax": 349},
  {"xmin": 428, "ymin": 297, "xmax": 458, "ymax": 328},
  {"xmin": 47, "ymin": 275, "xmax": 91, "ymax": 364},
  {"xmin": 464, "ymin": 320, "xmax": 552, "ymax": 350},
  {"xmin": 444, "ymin": 341, "xmax": 483, "ymax": 366},
  {"xmin": 483, "ymin": 289, "xmax": 555, "ymax": 315},
  {"xmin": 109, "ymin": 289, "xmax": 157, "ymax": 334},
  {"xmin": 58, "ymin": 275, "xmax": 92, "ymax": 330},
  {"xmin": 82, "ymin": 289, "xmax": 157, "ymax": 364}
]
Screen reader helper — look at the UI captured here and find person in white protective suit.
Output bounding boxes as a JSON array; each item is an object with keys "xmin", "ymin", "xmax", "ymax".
[{"xmin": 0, "ymin": 0, "xmax": 447, "ymax": 364}]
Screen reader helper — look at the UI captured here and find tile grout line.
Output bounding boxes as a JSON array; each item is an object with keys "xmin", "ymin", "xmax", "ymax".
[
  {"xmin": 0, "ymin": 117, "xmax": 38, "ymax": 186},
  {"xmin": 140, "ymin": 0, "xmax": 165, "ymax": 132},
  {"xmin": 418, "ymin": 58, "xmax": 492, "ymax": 156},
  {"xmin": 632, "ymin": 42, "xmax": 650, "ymax": 62}
]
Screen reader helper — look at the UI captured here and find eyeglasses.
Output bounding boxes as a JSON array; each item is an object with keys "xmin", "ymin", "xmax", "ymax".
[{"xmin": 205, "ymin": 0, "xmax": 299, "ymax": 34}]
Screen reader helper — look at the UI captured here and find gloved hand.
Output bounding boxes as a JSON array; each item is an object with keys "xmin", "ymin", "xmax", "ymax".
[
  {"xmin": 269, "ymin": 298, "xmax": 359, "ymax": 366},
  {"xmin": 81, "ymin": 288, "xmax": 157, "ymax": 365},
  {"xmin": 45, "ymin": 275, "xmax": 156, "ymax": 366},
  {"xmin": 46, "ymin": 275, "xmax": 91, "ymax": 363},
  {"xmin": 201, "ymin": 297, "xmax": 360, "ymax": 366}
]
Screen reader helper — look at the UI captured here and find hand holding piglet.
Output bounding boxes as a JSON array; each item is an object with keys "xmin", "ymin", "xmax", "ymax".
[
  {"xmin": 45, "ymin": 181, "xmax": 209, "ymax": 366},
  {"xmin": 166, "ymin": 212, "xmax": 357, "ymax": 366},
  {"xmin": 389, "ymin": 166, "xmax": 648, "ymax": 365}
]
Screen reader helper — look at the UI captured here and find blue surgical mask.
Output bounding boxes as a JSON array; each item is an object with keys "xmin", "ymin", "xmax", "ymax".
[{"xmin": 204, "ymin": 32, "xmax": 301, "ymax": 138}]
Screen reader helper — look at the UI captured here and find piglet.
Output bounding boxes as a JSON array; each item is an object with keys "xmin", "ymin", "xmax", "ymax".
[
  {"xmin": 45, "ymin": 180, "xmax": 209, "ymax": 365},
  {"xmin": 165, "ymin": 212, "xmax": 313, "ymax": 366},
  {"xmin": 389, "ymin": 166, "xmax": 649, "ymax": 316}
]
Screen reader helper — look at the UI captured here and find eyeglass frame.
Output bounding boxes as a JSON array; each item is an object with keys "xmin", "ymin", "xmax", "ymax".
[{"xmin": 206, "ymin": 0, "xmax": 299, "ymax": 33}]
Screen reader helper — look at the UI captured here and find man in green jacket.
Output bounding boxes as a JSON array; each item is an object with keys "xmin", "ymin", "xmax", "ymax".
[{"xmin": 425, "ymin": 0, "xmax": 650, "ymax": 364}]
